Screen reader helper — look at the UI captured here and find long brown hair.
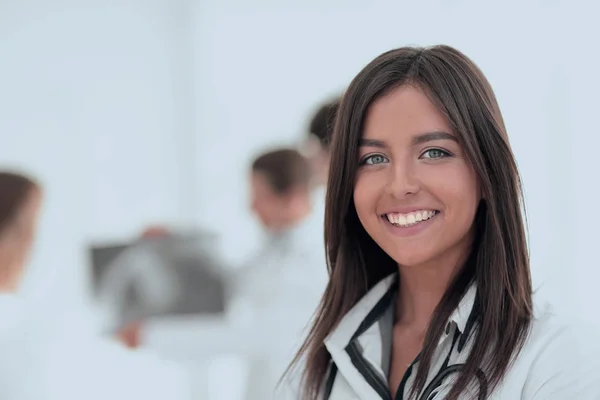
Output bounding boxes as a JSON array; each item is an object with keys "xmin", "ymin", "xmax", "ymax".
[{"xmin": 292, "ymin": 45, "xmax": 533, "ymax": 399}]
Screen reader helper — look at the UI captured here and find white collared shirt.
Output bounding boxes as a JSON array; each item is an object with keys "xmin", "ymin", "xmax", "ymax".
[
  {"xmin": 229, "ymin": 216, "xmax": 329, "ymax": 400},
  {"xmin": 279, "ymin": 273, "xmax": 600, "ymax": 399}
]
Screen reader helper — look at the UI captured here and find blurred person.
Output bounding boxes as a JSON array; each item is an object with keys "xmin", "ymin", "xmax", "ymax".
[
  {"xmin": 303, "ymin": 98, "xmax": 340, "ymax": 212},
  {"xmin": 250, "ymin": 149, "xmax": 313, "ymax": 232},
  {"xmin": 229, "ymin": 148, "xmax": 328, "ymax": 400},
  {"xmin": 304, "ymin": 98, "xmax": 340, "ymax": 189},
  {"xmin": 0, "ymin": 171, "xmax": 41, "ymax": 291},
  {"xmin": 0, "ymin": 172, "xmax": 191, "ymax": 400},
  {"xmin": 280, "ymin": 45, "xmax": 600, "ymax": 399},
  {"xmin": 0, "ymin": 171, "xmax": 43, "ymax": 400},
  {"xmin": 300, "ymin": 98, "xmax": 340, "ymax": 263}
]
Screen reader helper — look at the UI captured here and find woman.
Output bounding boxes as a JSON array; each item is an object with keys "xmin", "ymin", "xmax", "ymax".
[
  {"xmin": 283, "ymin": 45, "xmax": 600, "ymax": 399},
  {"xmin": 0, "ymin": 171, "xmax": 42, "ymax": 400},
  {"xmin": 0, "ymin": 172, "xmax": 193, "ymax": 400},
  {"xmin": 0, "ymin": 171, "xmax": 41, "ymax": 292}
]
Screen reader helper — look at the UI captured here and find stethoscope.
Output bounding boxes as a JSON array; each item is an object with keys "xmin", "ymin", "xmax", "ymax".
[
  {"xmin": 341, "ymin": 283, "xmax": 489, "ymax": 400},
  {"xmin": 416, "ymin": 323, "xmax": 489, "ymax": 400},
  {"xmin": 419, "ymin": 363, "xmax": 488, "ymax": 400},
  {"xmin": 341, "ymin": 322, "xmax": 490, "ymax": 400}
]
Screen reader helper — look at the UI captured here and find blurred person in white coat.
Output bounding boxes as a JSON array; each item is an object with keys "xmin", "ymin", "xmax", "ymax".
[
  {"xmin": 0, "ymin": 171, "xmax": 43, "ymax": 400},
  {"xmin": 301, "ymin": 97, "xmax": 340, "ymax": 218},
  {"xmin": 228, "ymin": 149, "xmax": 329, "ymax": 400},
  {"xmin": 0, "ymin": 171, "xmax": 191, "ymax": 400}
]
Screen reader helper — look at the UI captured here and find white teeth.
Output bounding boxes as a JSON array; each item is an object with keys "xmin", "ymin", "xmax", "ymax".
[{"xmin": 385, "ymin": 210, "xmax": 437, "ymax": 228}]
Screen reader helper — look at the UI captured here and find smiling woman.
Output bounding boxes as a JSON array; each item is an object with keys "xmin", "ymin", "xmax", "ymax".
[{"xmin": 279, "ymin": 45, "xmax": 600, "ymax": 400}]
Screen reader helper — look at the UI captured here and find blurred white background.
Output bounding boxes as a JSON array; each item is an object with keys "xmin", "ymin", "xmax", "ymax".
[{"xmin": 1, "ymin": 0, "xmax": 599, "ymax": 398}]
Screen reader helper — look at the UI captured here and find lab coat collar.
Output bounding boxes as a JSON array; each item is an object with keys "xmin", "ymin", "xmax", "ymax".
[
  {"xmin": 324, "ymin": 273, "xmax": 478, "ymax": 349},
  {"xmin": 323, "ymin": 273, "xmax": 478, "ymax": 398}
]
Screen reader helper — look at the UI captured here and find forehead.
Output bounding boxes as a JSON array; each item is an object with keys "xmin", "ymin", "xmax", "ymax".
[
  {"xmin": 363, "ymin": 85, "xmax": 452, "ymax": 139},
  {"xmin": 251, "ymin": 172, "xmax": 276, "ymax": 195},
  {"xmin": 251, "ymin": 171, "xmax": 268, "ymax": 187}
]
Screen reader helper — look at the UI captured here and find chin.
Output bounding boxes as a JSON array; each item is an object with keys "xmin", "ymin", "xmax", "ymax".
[
  {"xmin": 383, "ymin": 245, "xmax": 436, "ymax": 269},
  {"xmin": 391, "ymin": 255, "xmax": 432, "ymax": 269}
]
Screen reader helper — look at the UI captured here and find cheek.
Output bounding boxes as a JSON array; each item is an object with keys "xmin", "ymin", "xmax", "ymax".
[
  {"xmin": 252, "ymin": 198, "xmax": 269, "ymax": 217},
  {"xmin": 353, "ymin": 175, "xmax": 381, "ymax": 224},
  {"xmin": 438, "ymin": 169, "xmax": 480, "ymax": 221}
]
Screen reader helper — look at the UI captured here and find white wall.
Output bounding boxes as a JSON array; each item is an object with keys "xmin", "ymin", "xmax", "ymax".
[
  {"xmin": 562, "ymin": 8, "xmax": 600, "ymax": 323},
  {"xmin": 0, "ymin": 0, "xmax": 597, "ymax": 331},
  {"xmin": 0, "ymin": 0, "xmax": 195, "ymax": 324},
  {"xmin": 192, "ymin": 0, "xmax": 600, "ymax": 321}
]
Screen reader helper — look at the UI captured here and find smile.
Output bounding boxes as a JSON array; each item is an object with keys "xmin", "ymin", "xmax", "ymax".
[{"xmin": 384, "ymin": 210, "xmax": 439, "ymax": 228}]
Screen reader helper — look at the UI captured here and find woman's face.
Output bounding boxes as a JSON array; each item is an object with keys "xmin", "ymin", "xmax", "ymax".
[
  {"xmin": 353, "ymin": 85, "xmax": 480, "ymax": 270},
  {"xmin": 0, "ymin": 188, "xmax": 42, "ymax": 291}
]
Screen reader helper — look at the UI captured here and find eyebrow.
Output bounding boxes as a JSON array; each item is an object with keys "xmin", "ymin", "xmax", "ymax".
[
  {"xmin": 359, "ymin": 131, "xmax": 458, "ymax": 148},
  {"xmin": 412, "ymin": 131, "xmax": 458, "ymax": 145},
  {"xmin": 358, "ymin": 138, "xmax": 387, "ymax": 148}
]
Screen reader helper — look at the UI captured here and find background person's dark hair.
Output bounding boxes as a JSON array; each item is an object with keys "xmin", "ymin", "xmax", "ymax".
[
  {"xmin": 251, "ymin": 148, "xmax": 311, "ymax": 194},
  {"xmin": 308, "ymin": 98, "xmax": 340, "ymax": 149},
  {"xmin": 291, "ymin": 45, "xmax": 533, "ymax": 400},
  {"xmin": 0, "ymin": 171, "xmax": 39, "ymax": 233}
]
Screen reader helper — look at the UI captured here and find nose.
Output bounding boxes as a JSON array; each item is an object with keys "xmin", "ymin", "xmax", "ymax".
[{"xmin": 385, "ymin": 162, "xmax": 420, "ymax": 199}]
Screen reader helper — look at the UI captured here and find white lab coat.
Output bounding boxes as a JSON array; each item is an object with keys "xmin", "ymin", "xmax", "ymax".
[
  {"xmin": 228, "ymin": 215, "xmax": 329, "ymax": 400},
  {"xmin": 0, "ymin": 294, "xmax": 42, "ymax": 400},
  {"xmin": 0, "ymin": 293, "xmax": 192, "ymax": 400},
  {"xmin": 278, "ymin": 273, "xmax": 600, "ymax": 399}
]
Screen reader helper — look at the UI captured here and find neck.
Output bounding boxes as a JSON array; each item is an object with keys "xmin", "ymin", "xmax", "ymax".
[
  {"xmin": 269, "ymin": 202, "xmax": 312, "ymax": 233},
  {"xmin": 395, "ymin": 241, "xmax": 473, "ymax": 328},
  {"xmin": 395, "ymin": 265, "xmax": 454, "ymax": 329}
]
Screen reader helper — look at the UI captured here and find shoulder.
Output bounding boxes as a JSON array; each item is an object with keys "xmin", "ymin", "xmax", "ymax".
[
  {"xmin": 517, "ymin": 298, "xmax": 600, "ymax": 399},
  {"xmin": 526, "ymin": 296, "xmax": 599, "ymax": 355}
]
